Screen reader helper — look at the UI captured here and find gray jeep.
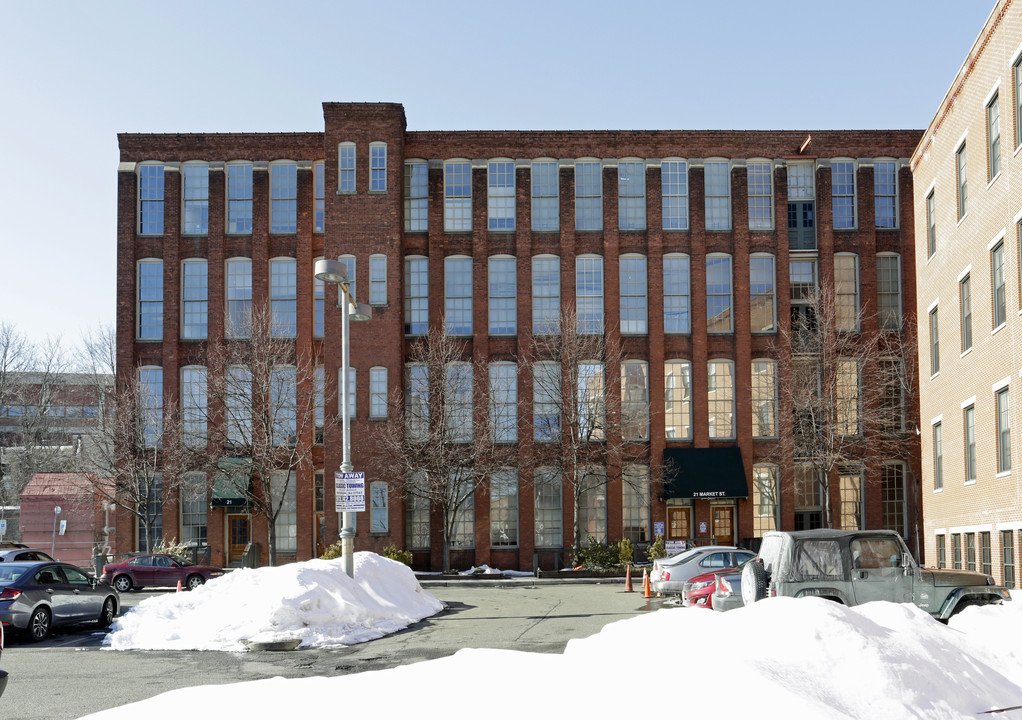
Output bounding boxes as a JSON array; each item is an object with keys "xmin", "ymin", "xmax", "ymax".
[{"xmin": 741, "ymin": 528, "xmax": 1011, "ymax": 620}]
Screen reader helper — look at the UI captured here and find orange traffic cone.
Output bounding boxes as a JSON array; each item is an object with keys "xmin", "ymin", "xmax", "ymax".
[
  {"xmin": 642, "ymin": 568, "xmax": 651, "ymax": 598},
  {"xmin": 624, "ymin": 563, "xmax": 633, "ymax": 592},
  {"xmin": 176, "ymin": 580, "xmax": 182, "ymax": 592}
]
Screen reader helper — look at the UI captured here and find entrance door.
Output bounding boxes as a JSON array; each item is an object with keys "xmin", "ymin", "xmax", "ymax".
[
  {"xmin": 712, "ymin": 506, "xmax": 734, "ymax": 546},
  {"xmin": 227, "ymin": 514, "xmax": 250, "ymax": 566},
  {"xmin": 667, "ymin": 507, "xmax": 691, "ymax": 541}
]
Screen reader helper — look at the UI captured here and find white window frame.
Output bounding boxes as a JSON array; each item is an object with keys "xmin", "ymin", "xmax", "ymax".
[
  {"xmin": 706, "ymin": 253, "xmax": 733, "ymax": 333},
  {"xmin": 137, "ymin": 258, "xmax": 163, "ymax": 341},
  {"xmin": 575, "ymin": 159, "xmax": 603, "ymax": 231},
  {"xmin": 487, "ymin": 159, "xmax": 516, "ymax": 231},
  {"xmin": 488, "ymin": 255, "xmax": 517, "ymax": 335},
  {"xmin": 444, "ymin": 160, "xmax": 472, "ymax": 232},
  {"xmin": 269, "ymin": 161, "xmax": 297, "ymax": 234},
  {"xmin": 661, "ymin": 158, "xmax": 689, "ymax": 231},
  {"xmin": 445, "ymin": 256, "xmax": 473, "ymax": 336},
  {"xmin": 339, "ymin": 142, "xmax": 356, "ymax": 194},
  {"xmin": 619, "ymin": 254, "xmax": 648, "ymax": 335},
  {"xmin": 181, "ymin": 161, "xmax": 209, "ymax": 236},
  {"xmin": 370, "ymin": 142, "xmax": 387, "ymax": 192},
  {"xmin": 747, "ymin": 160, "xmax": 773, "ymax": 230},
  {"xmin": 531, "ymin": 159, "xmax": 559, "ymax": 231},
  {"xmin": 532, "ymin": 255, "xmax": 560, "ymax": 335},
  {"xmin": 704, "ymin": 160, "xmax": 731, "ymax": 231}
]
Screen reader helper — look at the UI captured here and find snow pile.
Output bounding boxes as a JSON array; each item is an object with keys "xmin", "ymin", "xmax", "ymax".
[
  {"xmin": 105, "ymin": 552, "xmax": 443, "ymax": 651},
  {"xmin": 89, "ymin": 585, "xmax": 1022, "ymax": 719}
]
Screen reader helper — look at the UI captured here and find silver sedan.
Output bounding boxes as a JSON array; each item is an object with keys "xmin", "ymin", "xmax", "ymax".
[
  {"xmin": 650, "ymin": 546, "xmax": 755, "ymax": 596},
  {"xmin": 0, "ymin": 562, "xmax": 119, "ymax": 641}
]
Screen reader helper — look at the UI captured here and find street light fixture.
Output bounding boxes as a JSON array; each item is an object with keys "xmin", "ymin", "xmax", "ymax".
[{"xmin": 314, "ymin": 258, "xmax": 371, "ymax": 577}]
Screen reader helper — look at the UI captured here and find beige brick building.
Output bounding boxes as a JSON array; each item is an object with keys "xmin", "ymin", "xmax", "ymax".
[{"xmin": 912, "ymin": 0, "xmax": 1022, "ymax": 586}]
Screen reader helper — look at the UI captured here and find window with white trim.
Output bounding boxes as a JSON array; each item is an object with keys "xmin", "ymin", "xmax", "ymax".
[
  {"xmin": 989, "ymin": 93, "xmax": 1001, "ymax": 180},
  {"xmin": 137, "ymin": 259, "xmax": 163, "ymax": 340},
  {"xmin": 926, "ymin": 190, "xmax": 936, "ymax": 258},
  {"xmin": 404, "ymin": 161, "xmax": 428, "ymax": 232},
  {"xmin": 787, "ymin": 163, "xmax": 816, "ymax": 250},
  {"xmin": 578, "ymin": 362, "xmax": 606, "ymax": 442},
  {"xmin": 575, "ymin": 160, "xmax": 602, "ymax": 231},
  {"xmin": 620, "ymin": 361, "xmax": 649, "ymax": 441},
  {"xmin": 874, "ymin": 160, "xmax": 897, "ymax": 228},
  {"xmin": 404, "ymin": 256, "xmax": 428, "ymax": 335},
  {"xmin": 832, "ymin": 160, "xmax": 856, "ymax": 230},
  {"xmin": 707, "ymin": 360, "xmax": 734, "ymax": 439},
  {"xmin": 270, "ymin": 365, "xmax": 297, "ymax": 445},
  {"xmin": 957, "ymin": 143, "xmax": 968, "ymax": 220},
  {"xmin": 751, "ymin": 359, "xmax": 777, "ymax": 438},
  {"xmin": 226, "ymin": 162, "xmax": 252, "ymax": 235},
  {"xmin": 576, "ymin": 256, "xmax": 604, "ymax": 334},
  {"xmin": 577, "ymin": 468, "xmax": 607, "ymax": 543},
  {"xmin": 837, "ymin": 358, "xmax": 860, "ymax": 436},
  {"xmin": 370, "ymin": 367, "xmax": 387, "ymax": 419},
  {"xmin": 226, "ymin": 365, "xmax": 252, "ymax": 446},
  {"xmin": 270, "ymin": 471, "xmax": 297, "ymax": 553},
  {"xmin": 992, "ymin": 240, "xmax": 1006, "ymax": 328},
  {"xmin": 877, "ymin": 254, "xmax": 902, "ymax": 331},
  {"xmin": 314, "ymin": 366, "xmax": 324, "ymax": 444},
  {"xmin": 534, "ymin": 468, "xmax": 563, "ymax": 548},
  {"xmin": 706, "ymin": 254, "xmax": 733, "ymax": 333},
  {"xmin": 269, "ymin": 258, "xmax": 297, "ymax": 337},
  {"xmin": 405, "ymin": 364, "xmax": 428, "ymax": 441},
  {"xmin": 488, "ymin": 256, "xmax": 516, "ymax": 335},
  {"xmin": 314, "ymin": 162, "xmax": 325, "ymax": 232},
  {"xmin": 180, "ymin": 473, "xmax": 207, "ymax": 546},
  {"xmin": 370, "ymin": 482, "xmax": 389, "ymax": 533},
  {"xmin": 704, "ymin": 160, "xmax": 731, "ymax": 231},
  {"xmin": 835, "ymin": 254, "xmax": 859, "ymax": 331},
  {"xmin": 489, "ymin": 363, "xmax": 517, "ymax": 443},
  {"xmin": 747, "ymin": 161, "xmax": 772, "ymax": 230},
  {"xmin": 964, "ymin": 403, "xmax": 976, "ymax": 482},
  {"xmin": 444, "ymin": 161, "xmax": 472, "ymax": 231},
  {"xmin": 532, "ymin": 255, "xmax": 560, "ymax": 335},
  {"xmin": 314, "ymin": 257, "xmax": 324, "ymax": 337},
  {"xmin": 270, "ymin": 162, "xmax": 297, "ymax": 233},
  {"xmin": 661, "ymin": 160, "xmax": 689, "ymax": 230},
  {"xmin": 933, "ymin": 421, "xmax": 943, "ymax": 491},
  {"xmin": 750, "ymin": 254, "xmax": 775, "ymax": 333},
  {"xmin": 370, "ymin": 142, "xmax": 387, "ymax": 192},
  {"xmin": 618, "ymin": 160, "xmax": 646, "ymax": 231},
  {"xmin": 531, "ymin": 160, "xmax": 559, "ymax": 231},
  {"xmin": 182, "ymin": 259, "xmax": 207, "ymax": 340},
  {"xmin": 533, "ymin": 361, "xmax": 561, "ymax": 442},
  {"xmin": 138, "ymin": 163, "xmax": 164, "ymax": 235},
  {"xmin": 450, "ymin": 470, "xmax": 474, "ymax": 549},
  {"xmin": 622, "ymin": 466, "xmax": 650, "ymax": 545},
  {"xmin": 619, "ymin": 255, "xmax": 647, "ymax": 334},
  {"xmin": 445, "ymin": 256, "xmax": 472, "ymax": 336},
  {"xmin": 488, "ymin": 160, "xmax": 515, "ymax": 231},
  {"xmin": 663, "ymin": 254, "xmax": 690, "ymax": 334},
  {"xmin": 961, "ymin": 273, "xmax": 972, "ymax": 351},
  {"xmin": 752, "ymin": 465, "xmax": 778, "ymax": 536},
  {"xmin": 997, "ymin": 386, "xmax": 1011, "ymax": 473},
  {"xmin": 137, "ymin": 366, "xmax": 163, "ymax": 449},
  {"xmin": 445, "ymin": 363, "xmax": 473, "ymax": 443},
  {"xmin": 370, "ymin": 255, "xmax": 387, "ymax": 306},
  {"xmin": 490, "ymin": 469, "xmax": 518, "ymax": 548},
  {"xmin": 181, "ymin": 366, "xmax": 207, "ymax": 448},
  {"xmin": 339, "ymin": 143, "xmax": 356, "ymax": 193},
  {"xmin": 182, "ymin": 162, "xmax": 209, "ymax": 235},
  {"xmin": 929, "ymin": 306, "xmax": 940, "ymax": 376},
  {"xmin": 406, "ymin": 472, "xmax": 430, "ymax": 550},
  {"xmin": 665, "ymin": 359, "xmax": 692, "ymax": 440}
]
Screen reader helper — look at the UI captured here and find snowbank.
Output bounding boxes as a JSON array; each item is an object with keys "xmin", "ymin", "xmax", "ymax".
[{"xmin": 105, "ymin": 552, "xmax": 443, "ymax": 651}]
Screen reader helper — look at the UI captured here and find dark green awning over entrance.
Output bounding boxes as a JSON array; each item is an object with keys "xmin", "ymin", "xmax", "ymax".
[
  {"xmin": 662, "ymin": 447, "xmax": 748, "ymax": 500},
  {"xmin": 212, "ymin": 457, "xmax": 251, "ymax": 508}
]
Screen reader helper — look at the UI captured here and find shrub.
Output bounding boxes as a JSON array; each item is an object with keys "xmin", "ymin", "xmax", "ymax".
[
  {"xmin": 320, "ymin": 541, "xmax": 344, "ymax": 560},
  {"xmin": 646, "ymin": 534, "xmax": 667, "ymax": 563},
  {"xmin": 382, "ymin": 544, "xmax": 413, "ymax": 566},
  {"xmin": 618, "ymin": 538, "xmax": 634, "ymax": 566},
  {"xmin": 572, "ymin": 535, "xmax": 622, "ymax": 570}
]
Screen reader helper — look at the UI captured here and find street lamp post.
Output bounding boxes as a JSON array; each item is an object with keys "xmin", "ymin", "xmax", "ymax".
[{"xmin": 314, "ymin": 258, "xmax": 371, "ymax": 577}]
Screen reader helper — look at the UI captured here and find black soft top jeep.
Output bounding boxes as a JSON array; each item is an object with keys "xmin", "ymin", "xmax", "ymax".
[{"xmin": 742, "ymin": 529, "xmax": 1011, "ymax": 620}]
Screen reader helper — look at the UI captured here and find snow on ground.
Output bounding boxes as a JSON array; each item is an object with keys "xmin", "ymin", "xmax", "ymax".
[{"xmin": 89, "ymin": 557, "xmax": 1022, "ymax": 720}]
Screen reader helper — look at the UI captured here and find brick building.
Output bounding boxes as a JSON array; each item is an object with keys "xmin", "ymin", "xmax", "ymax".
[
  {"xmin": 116, "ymin": 104, "xmax": 921, "ymax": 571},
  {"xmin": 912, "ymin": 0, "xmax": 1022, "ymax": 586}
]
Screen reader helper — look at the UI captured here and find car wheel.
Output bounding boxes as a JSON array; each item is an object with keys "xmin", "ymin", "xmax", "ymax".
[
  {"xmin": 28, "ymin": 607, "xmax": 51, "ymax": 642},
  {"xmin": 186, "ymin": 574, "xmax": 204, "ymax": 591},
  {"xmin": 112, "ymin": 575, "xmax": 133, "ymax": 593},
  {"xmin": 742, "ymin": 560, "xmax": 768, "ymax": 606},
  {"xmin": 98, "ymin": 598, "xmax": 116, "ymax": 627}
]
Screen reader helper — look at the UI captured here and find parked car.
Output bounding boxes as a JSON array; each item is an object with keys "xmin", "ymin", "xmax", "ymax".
[
  {"xmin": 101, "ymin": 554, "xmax": 225, "ymax": 592},
  {"xmin": 681, "ymin": 570, "xmax": 720, "ymax": 608},
  {"xmin": 0, "ymin": 561, "xmax": 119, "ymax": 641},
  {"xmin": 0, "ymin": 623, "xmax": 7, "ymax": 697},
  {"xmin": 741, "ymin": 529, "xmax": 1011, "ymax": 620},
  {"xmin": 0, "ymin": 548, "xmax": 55, "ymax": 563},
  {"xmin": 711, "ymin": 569, "xmax": 744, "ymax": 612},
  {"xmin": 650, "ymin": 546, "xmax": 756, "ymax": 596}
]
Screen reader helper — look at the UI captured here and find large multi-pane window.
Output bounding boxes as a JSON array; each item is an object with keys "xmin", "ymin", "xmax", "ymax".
[
  {"xmin": 747, "ymin": 160, "xmax": 773, "ymax": 230},
  {"xmin": 578, "ymin": 363, "xmax": 606, "ymax": 441},
  {"xmin": 576, "ymin": 256, "xmax": 604, "ymax": 334},
  {"xmin": 180, "ymin": 473, "xmax": 207, "ymax": 546},
  {"xmin": 665, "ymin": 360, "xmax": 692, "ymax": 440},
  {"xmin": 707, "ymin": 360, "xmax": 734, "ymax": 439},
  {"xmin": 405, "ymin": 475, "xmax": 430, "ymax": 551},
  {"xmin": 964, "ymin": 403, "xmax": 977, "ymax": 482},
  {"xmin": 873, "ymin": 160, "xmax": 897, "ymax": 228},
  {"xmin": 621, "ymin": 361, "xmax": 649, "ymax": 441},
  {"xmin": 314, "ymin": 366, "xmax": 324, "ymax": 444},
  {"xmin": 445, "ymin": 363, "xmax": 473, "ymax": 443},
  {"xmin": 404, "ymin": 257, "xmax": 428, "ymax": 335},
  {"xmin": 533, "ymin": 361, "xmax": 561, "ymax": 442},
  {"xmin": 881, "ymin": 463, "xmax": 905, "ymax": 535},
  {"xmin": 926, "ymin": 192, "xmax": 938, "ymax": 260},
  {"xmin": 532, "ymin": 256, "xmax": 560, "ymax": 335},
  {"xmin": 270, "ymin": 365, "xmax": 297, "ymax": 445},
  {"xmin": 450, "ymin": 470, "xmax": 475, "ymax": 549},
  {"xmin": 370, "ymin": 482, "xmax": 389, "ymax": 533},
  {"xmin": 953, "ymin": 533, "xmax": 963, "ymax": 569},
  {"xmin": 575, "ymin": 160, "xmax": 603, "ymax": 231},
  {"xmin": 181, "ymin": 366, "xmax": 207, "ymax": 448},
  {"xmin": 226, "ymin": 258, "xmax": 252, "ymax": 338},
  {"xmin": 929, "ymin": 306, "xmax": 940, "ymax": 376},
  {"xmin": 531, "ymin": 160, "xmax": 559, "ymax": 231},
  {"xmin": 490, "ymin": 469, "xmax": 519, "ymax": 548},
  {"xmin": 137, "ymin": 474, "xmax": 162, "ymax": 551},
  {"xmin": 404, "ymin": 161, "xmax": 428, "ymax": 232},
  {"xmin": 370, "ymin": 142, "xmax": 387, "ymax": 192},
  {"xmin": 937, "ymin": 534, "xmax": 946, "ymax": 569},
  {"xmin": 835, "ymin": 254, "xmax": 859, "ymax": 331},
  {"xmin": 271, "ymin": 472, "xmax": 297, "ymax": 554},
  {"xmin": 270, "ymin": 162, "xmax": 297, "ymax": 233},
  {"xmin": 269, "ymin": 258, "xmax": 297, "ymax": 337},
  {"xmin": 967, "ymin": 533, "xmax": 977, "ymax": 571},
  {"xmin": 880, "ymin": 360, "xmax": 904, "ymax": 432},
  {"xmin": 622, "ymin": 466, "xmax": 650, "ymax": 545},
  {"xmin": 182, "ymin": 163, "xmax": 209, "ymax": 235},
  {"xmin": 339, "ymin": 143, "xmax": 356, "ymax": 193},
  {"xmin": 981, "ymin": 532, "xmax": 992, "ymax": 576},
  {"xmin": 837, "ymin": 358, "xmax": 860, "ymax": 436},
  {"xmin": 706, "ymin": 254, "xmax": 733, "ymax": 333},
  {"xmin": 839, "ymin": 469, "xmax": 862, "ymax": 530},
  {"xmin": 181, "ymin": 260, "xmax": 207, "ymax": 340},
  {"xmin": 752, "ymin": 465, "xmax": 778, "ymax": 536},
  {"xmin": 620, "ymin": 255, "xmax": 648, "ymax": 334},
  {"xmin": 661, "ymin": 159, "xmax": 689, "ymax": 230},
  {"xmin": 577, "ymin": 468, "xmax": 607, "ymax": 543},
  {"xmin": 445, "ymin": 161, "xmax": 472, "ymax": 231},
  {"xmin": 663, "ymin": 254, "xmax": 691, "ymax": 334},
  {"xmin": 488, "ymin": 160, "xmax": 515, "ymax": 231},
  {"xmin": 488, "ymin": 256, "xmax": 516, "ymax": 335},
  {"xmin": 138, "ymin": 366, "xmax": 163, "ymax": 447},
  {"xmin": 933, "ymin": 421, "xmax": 943, "ymax": 491},
  {"xmin": 997, "ymin": 386, "xmax": 1011, "ymax": 473},
  {"xmin": 309, "ymin": 163, "xmax": 324, "ymax": 236},
  {"xmin": 370, "ymin": 367, "xmax": 387, "ymax": 419},
  {"xmin": 961, "ymin": 273, "xmax": 972, "ymax": 352},
  {"xmin": 405, "ymin": 364, "xmax": 428, "ymax": 441},
  {"xmin": 137, "ymin": 259, "xmax": 163, "ymax": 340},
  {"xmin": 957, "ymin": 143, "xmax": 968, "ymax": 220},
  {"xmin": 750, "ymin": 254, "xmax": 776, "ymax": 333},
  {"xmin": 138, "ymin": 164, "xmax": 164, "ymax": 235},
  {"xmin": 226, "ymin": 162, "xmax": 252, "ymax": 234},
  {"xmin": 750, "ymin": 359, "xmax": 777, "ymax": 438},
  {"xmin": 832, "ymin": 160, "xmax": 856, "ymax": 230},
  {"xmin": 445, "ymin": 256, "xmax": 472, "ymax": 335},
  {"xmin": 704, "ymin": 160, "xmax": 731, "ymax": 230},
  {"xmin": 369, "ymin": 255, "xmax": 387, "ymax": 306},
  {"xmin": 989, "ymin": 93, "xmax": 1001, "ymax": 180},
  {"xmin": 489, "ymin": 363, "xmax": 518, "ymax": 443},
  {"xmin": 225, "ymin": 366, "xmax": 252, "ymax": 446},
  {"xmin": 618, "ymin": 160, "xmax": 646, "ymax": 231},
  {"xmin": 992, "ymin": 240, "xmax": 1006, "ymax": 328},
  {"xmin": 1003, "ymin": 530, "xmax": 1015, "ymax": 588},
  {"xmin": 876, "ymin": 254, "xmax": 902, "ymax": 330},
  {"xmin": 794, "ymin": 466, "xmax": 823, "ymax": 530},
  {"xmin": 313, "ymin": 263, "xmax": 325, "ymax": 338},
  {"xmin": 534, "ymin": 468, "xmax": 563, "ymax": 548},
  {"xmin": 787, "ymin": 163, "xmax": 817, "ymax": 251}
]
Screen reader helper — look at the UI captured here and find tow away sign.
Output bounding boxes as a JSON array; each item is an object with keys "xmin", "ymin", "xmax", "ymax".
[{"xmin": 334, "ymin": 472, "xmax": 366, "ymax": 512}]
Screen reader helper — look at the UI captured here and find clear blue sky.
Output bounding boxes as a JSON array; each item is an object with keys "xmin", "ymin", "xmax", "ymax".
[{"xmin": 0, "ymin": 0, "xmax": 997, "ymax": 349}]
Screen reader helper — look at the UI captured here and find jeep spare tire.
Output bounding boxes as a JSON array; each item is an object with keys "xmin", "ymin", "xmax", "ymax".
[{"xmin": 742, "ymin": 560, "xmax": 768, "ymax": 606}]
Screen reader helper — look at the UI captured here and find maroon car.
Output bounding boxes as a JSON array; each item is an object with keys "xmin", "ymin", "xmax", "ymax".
[
  {"xmin": 100, "ymin": 554, "xmax": 225, "ymax": 592},
  {"xmin": 681, "ymin": 570, "xmax": 720, "ymax": 608}
]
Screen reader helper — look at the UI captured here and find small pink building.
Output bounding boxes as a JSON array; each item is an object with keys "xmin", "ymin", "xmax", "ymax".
[{"xmin": 20, "ymin": 473, "xmax": 113, "ymax": 569}]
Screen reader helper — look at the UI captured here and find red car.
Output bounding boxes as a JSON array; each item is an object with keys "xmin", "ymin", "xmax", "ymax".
[
  {"xmin": 681, "ymin": 570, "xmax": 720, "ymax": 608},
  {"xmin": 100, "ymin": 554, "xmax": 225, "ymax": 592}
]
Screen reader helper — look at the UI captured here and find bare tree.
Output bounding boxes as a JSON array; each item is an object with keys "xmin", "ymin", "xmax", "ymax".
[
  {"xmin": 203, "ymin": 303, "xmax": 318, "ymax": 566},
  {"xmin": 773, "ymin": 282, "xmax": 910, "ymax": 529},
  {"xmin": 525, "ymin": 306, "xmax": 654, "ymax": 551},
  {"xmin": 370, "ymin": 326, "xmax": 518, "ymax": 572}
]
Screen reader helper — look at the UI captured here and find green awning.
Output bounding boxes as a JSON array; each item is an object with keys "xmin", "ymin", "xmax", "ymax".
[
  {"xmin": 662, "ymin": 447, "xmax": 748, "ymax": 500},
  {"xmin": 212, "ymin": 457, "xmax": 251, "ymax": 508}
]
